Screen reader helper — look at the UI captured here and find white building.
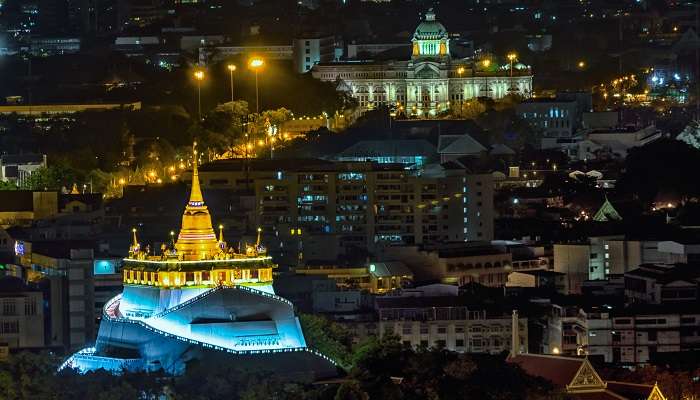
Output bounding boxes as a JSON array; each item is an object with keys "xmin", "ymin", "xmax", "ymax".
[
  {"xmin": 0, "ymin": 154, "xmax": 46, "ymax": 187},
  {"xmin": 585, "ymin": 306, "xmax": 700, "ymax": 364},
  {"xmin": 0, "ymin": 277, "xmax": 44, "ymax": 349},
  {"xmin": 376, "ymin": 296, "xmax": 528, "ymax": 354},
  {"xmin": 293, "ymin": 35, "xmax": 336, "ymax": 73},
  {"xmin": 312, "ymin": 10, "xmax": 533, "ymax": 116}
]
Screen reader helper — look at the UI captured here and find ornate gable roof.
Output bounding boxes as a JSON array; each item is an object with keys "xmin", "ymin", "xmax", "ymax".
[
  {"xmin": 567, "ymin": 358, "xmax": 607, "ymax": 391},
  {"xmin": 593, "ymin": 197, "xmax": 622, "ymax": 222}
]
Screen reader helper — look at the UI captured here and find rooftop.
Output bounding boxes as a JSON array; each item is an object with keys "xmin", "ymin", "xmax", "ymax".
[{"xmin": 337, "ymin": 140, "xmax": 437, "ymax": 159}]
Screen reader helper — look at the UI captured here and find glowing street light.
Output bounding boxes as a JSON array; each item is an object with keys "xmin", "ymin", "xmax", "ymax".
[
  {"xmin": 193, "ymin": 70, "xmax": 205, "ymax": 121},
  {"xmin": 227, "ymin": 64, "xmax": 237, "ymax": 113},
  {"xmin": 577, "ymin": 60, "xmax": 586, "ymax": 69},
  {"xmin": 249, "ymin": 57, "xmax": 264, "ymax": 113},
  {"xmin": 481, "ymin": 59, "xmax": 492, "ymax": 96},
  {"xmin": 507, "ymin": 52, "xmax": 518, "ymax": 92}
]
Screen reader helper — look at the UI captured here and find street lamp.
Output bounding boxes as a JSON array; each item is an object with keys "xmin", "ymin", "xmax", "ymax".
[
  {"xmin": 227, "ymin": 64, "xmax": 237, "ymax": 113},
  {"xmin": 481, "ymin": 59, "xmax": 491, "ymax": 96},
  {"xmin": 577, "ymin": 60, "xmax": 586, "ymax": 69},
  {"xmin": 249, "ymin": 57, "xmax": 264, "ymax": 113},
  {"xmin": 457, "ymin": 66, "xmax": 465, "ymax": 109},
  {"xmin": 193, "ymin": 70, "xmax": 205, "ymax": 121},
  {"xmin": 507, "ymin": 52, "xmax": 517, "ymax": 92}
]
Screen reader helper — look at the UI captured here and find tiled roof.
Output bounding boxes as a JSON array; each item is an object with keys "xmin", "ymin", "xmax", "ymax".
[
  {"xmin": 606, "ymin": 382, "xmax": 655, "ymax": 400},
  {"xmin": 509, "ymin": 354, "xmax": 584, "ymax": 387},
  {"xmin": 338, "ymin": 140, "xmax": 437, "ymax": 158},
  {"xmin": 437, "ymin": 134, "xmax": 487, "ymax": 155}
]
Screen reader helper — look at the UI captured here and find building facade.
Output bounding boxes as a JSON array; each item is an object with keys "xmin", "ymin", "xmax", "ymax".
[
  {"xmin": 192, "ymin": 159, "xmax": 494, "ymax": 263},
  {"xmin": 312, "ymin": 10, "xmax": 533, "ymax": 116},
  {"xmin": 293, "ymin": 35, "xmax": 335, "ymax": 73},
  {"xmin": 585, "ymin": 306, "xmax": 700, "ymax": 364},
  {"xmin": 0, "ymin": 277, "xmax": 44, "ymax": 349},
  {"xmin": 376, "ymin": 296, "xmax": 528, "ymax": 354}
]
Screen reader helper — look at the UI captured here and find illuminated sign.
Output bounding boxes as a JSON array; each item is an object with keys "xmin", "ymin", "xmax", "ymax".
[
  {"xmin": 14, "ymin": 241, "xmax": 25, "ymax": 256},
  {"xmin": 94, "ymin": 260, "xmax": 116, "ymax": 275}
]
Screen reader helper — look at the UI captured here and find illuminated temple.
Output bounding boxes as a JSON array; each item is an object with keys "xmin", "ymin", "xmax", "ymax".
[{"xmin": 61, "ymin": 145, "xmax": 337, "ymax": 377}]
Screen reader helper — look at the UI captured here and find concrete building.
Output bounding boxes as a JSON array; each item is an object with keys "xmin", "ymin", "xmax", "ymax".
[
  {"xmin": 346, "ymin": 42, "xmax": 405, "ymax": 59},
  {"xmin": 0, "ymin": 277, "xmax": 44, "ymax": 349},
  {"xmin": 294, "ymin": 261, "xmax": 413, "ymax": 294},
  {"xmin": 0, "ymin": 102, "xmax": 141, "ymax": 116},
  {"xmin": 29, "ymin": 37, "xmax": 80, "ymax": 56},
  {"xmin": 574, "ymin": 125, "xmax": 662, "ymax": 161},
  {"xmin": 553, "ymin": 236, "xmax": 674, "ymax": 293},
  {"xmin": 293, "ymin": 35, "xmax": 335, "ymax": 73},
  {"xmin": 517, "ymin": 98, "xmax": 579, "ymax": 144},
  {"xmin": 17, "ymin": 241, "xmax": 97, "ymax": 350},
  {"xmin": 312, "ymin": 10, "xmax": 532, "ymax": 116},
  {"xmin": 376, "ymin": 296, "xmax": 527, "ymax": 354},
  {"xmin": 191, "ymin": 159, "xmax": 495, "ymax": 263},
  {"xmin": 199, "ymin": 44, "xmax": 292, "ymax": 64},
  {"xmin": 584, "ymin": 305, "xmax": 700, "ymax": 364},
  {"xmin": 624, "ymin": 263, "xmax": 700, "ymax": 304},
  {"xmin": 0, "ymin": 154, "xmax": 46, "ymax": 187},
  {"xmin": 0, "ymin": 191, "xmax": 59, "ymax": 228},
  {"xmin": 377, "ymin": 240, "xmax": 549, "ymax": 287}
]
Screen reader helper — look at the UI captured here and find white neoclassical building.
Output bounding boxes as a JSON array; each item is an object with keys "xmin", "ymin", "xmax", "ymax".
[{"xmin": 311, "ymin": 10, "xmax": 533, "ymax": 116}]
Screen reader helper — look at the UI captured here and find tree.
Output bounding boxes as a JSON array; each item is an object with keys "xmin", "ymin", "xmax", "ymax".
[
  {"xmin": 334, "ymin": 381, "xmax": 369, "ymax": 400},
  {"xmin": 0, "ymin": 181, "xmax": 18, "ymax": 190},
  {"xmin": 617, "ymin": 138, "xmax": 700, "ymax": 204},
  {"xmin": 450, "ymin": 99, "xmax": 487, "ymax": 119},
  {"xmin": 21, "ymin": 164, "xmax": 81, "ymax": 191},
  {"xmin": 299, "ymin": 314, "xmax": 353, "ymax": 368}
]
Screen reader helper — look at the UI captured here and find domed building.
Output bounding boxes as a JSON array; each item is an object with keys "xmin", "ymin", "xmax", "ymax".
[
  {"xmin": 312, "ymin": 9, "xmax": 533, "ymax": 116},
  {"xmin": 61, "ymin": 144, "xmax": 337, "ymax": 379}
]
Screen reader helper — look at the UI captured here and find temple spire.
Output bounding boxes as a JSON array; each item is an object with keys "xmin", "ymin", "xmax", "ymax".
[
  {"xmin": 175, "ymin": 141, "xmax": 219, "ymax": 260},
  {"xmin": 188, "ymin": 141, "xmax": 204, "ymax": 206}
]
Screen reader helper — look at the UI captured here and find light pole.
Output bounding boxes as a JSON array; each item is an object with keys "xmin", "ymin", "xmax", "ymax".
[
  {"xmin": 249, "ymin": 58, "xmax": 264, "ymax": 113},
  {"xmin": 482, "ymin": 58, "xmax": 491, "ymax": 97},
  {"xmin": 507, "ymin": 52, "xmax": 517, "ymax": 92},
  {"xmin": 194, "ymin": 70, "xmax": 205, "ymax": 120},
  {"xmin": 457, "ymin": 66, "xmax": 465, "ymax": 113},
  {"xmin": 227, "ymin": 64, "xmax": 236, "ymax": 113}
]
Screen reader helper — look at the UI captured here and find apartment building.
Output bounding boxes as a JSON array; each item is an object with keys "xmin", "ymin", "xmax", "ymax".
[
  {"xmin": 15, "ymin": 240, "xmax": 98, "ymax": 351},
  {"xmin": 0, "ymin": 277, "xmax": 44, "ymax": 349},
  {"xmin": 192, "ymin": 159, "xmax": 494, "ymax": 263},
  {"xmin": 553, "ymin": 236, "xmax": 678, "ymax": 293},
  {"xmin": 375, "ymin": 296, "xmax": 527, "ymax": 354},
  {"xmin": 584, "ymin": 305, "xmax": 700, "ymax": 364}
]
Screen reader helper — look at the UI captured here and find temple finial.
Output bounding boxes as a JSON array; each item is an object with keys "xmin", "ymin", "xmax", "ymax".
[
  {"xmin": 219, "ymin": 224, "xmax": 224, "ymax": 243},
  {"xmin": 188, "ymin": 141, "xmax": 204, "ymax": 205},
  {"xmin": 132, "ymin": 228, "xmax": 139, "ymax": 247}
]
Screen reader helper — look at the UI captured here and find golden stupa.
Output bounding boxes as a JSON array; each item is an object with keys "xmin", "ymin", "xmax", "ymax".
[{"xmin": 174, "ymin": 143, "xmax": 220, "ymax": 260}]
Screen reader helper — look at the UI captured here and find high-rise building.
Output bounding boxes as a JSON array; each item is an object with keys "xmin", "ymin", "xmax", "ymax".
[{"xmin": 191, "ymin": 159, "xmax": 494, "ymax": 264}]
